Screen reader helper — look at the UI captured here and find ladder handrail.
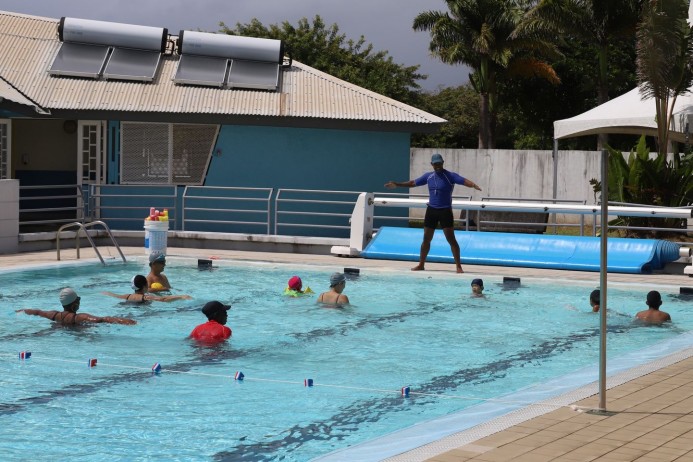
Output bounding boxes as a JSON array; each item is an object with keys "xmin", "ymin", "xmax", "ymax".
[{"xmin": 57, "ymin": 221, "xmax": 127, "ymax": 265}]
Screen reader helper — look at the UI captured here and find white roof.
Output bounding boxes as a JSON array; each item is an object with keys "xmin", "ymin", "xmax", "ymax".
[
  {"xmin": 553, "ymin": 86, "xmax": 693, "ymax": 141},
  {"xmin": 0, "ymin": 10, "xmax": 445, "ymax": 129},
  {"xmin": 0, "ymin": 77, "xmax": 47, "ymax": 113}
]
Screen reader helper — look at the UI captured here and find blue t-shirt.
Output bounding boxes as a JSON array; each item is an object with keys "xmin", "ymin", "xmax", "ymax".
[{"xmin": 414, "ymin": 169, "xmax": 466, "ymax": 209}]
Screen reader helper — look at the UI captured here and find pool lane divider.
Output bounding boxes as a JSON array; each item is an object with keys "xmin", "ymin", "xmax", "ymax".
[{"xmin": 6, "ymin": 352, "xmax": 592, "ymax": 411}]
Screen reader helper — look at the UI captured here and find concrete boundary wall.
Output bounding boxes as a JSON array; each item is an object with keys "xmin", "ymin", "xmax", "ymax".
[
  {"xmin": 411, "ymin": 149, "xmax": 601, "ymax": 225},
  {"xmin": 0, "ymin": 180, "xmax": 19, "ymax": 254}
]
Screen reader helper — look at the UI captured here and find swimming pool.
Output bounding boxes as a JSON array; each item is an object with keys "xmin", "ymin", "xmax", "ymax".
[{"xmin": 1, "ymin": 258, "xmax": 690, "ymax": 461}]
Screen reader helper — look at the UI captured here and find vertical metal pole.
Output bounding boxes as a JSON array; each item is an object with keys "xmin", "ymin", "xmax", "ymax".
[
  {"xmin": 552, "ymin": 139, "xmax": 558, "ymax": 200},
  {"xmin": 599, "ymin": 148, "xmax": 608, "ymax": 410},
  {"xmin": 552, "ymin": 139, "xmax": 558, "ymax": 232}
]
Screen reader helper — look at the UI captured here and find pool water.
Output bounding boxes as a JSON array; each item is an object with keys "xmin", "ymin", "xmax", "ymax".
[{"xmin": 0, "ymin": 258, "xmax": 690, "ymax": 461}]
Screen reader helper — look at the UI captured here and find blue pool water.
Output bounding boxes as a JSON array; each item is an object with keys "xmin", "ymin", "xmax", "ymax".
[{"xmin": 1, "ymin": 258, "xmax": 691, "ymax": 461}]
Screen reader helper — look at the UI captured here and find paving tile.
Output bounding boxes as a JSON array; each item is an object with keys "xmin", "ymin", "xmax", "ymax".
[
  {"xmin": 518, "ymin": 430, "xmax": 565, "ymax": 446},
  {"xmin": 476, "ymin": 431, "xmax": 527, "ymax": 447},
  {"xmin": 600, "ymin": 427, "xmax": 650, "ymax": 442},
  {"xmin": 428, "ymin": 451, "xmax": 470, "ymax": 462},
  {"xmin": 543, "ymin": 421, "xmax": 591, "ymax": 434},
  {"xmin": 546, "ymin": 438, "xmax": 588, "ymax": 452},
  {"xmin": 551, "ymin": 454, "xmax": 600, "ymax": 462},
  {"xmin": 620, "ymin": 441, "xmax": 661, "ymax": 451},
  {"xmin": 427, "ymin": 453, "xmax": 471, "ymax": 462},
  {"xmin": 468, "ymin": 445, "xmax": 535, "ymax": 462},
  {"xmin": 637, "ymin": 447, "xmax": 688, "ymax": 461},
  {"xmin": 560, "ymin": 445, "xmax": 611, "ymax": 460},
  {"xmin": 601, "ymin": 445, "xmax": 649, "ymax": 459},
  {"xmin": 526, "ymin": 444, "xmax": 571, "ymax": 457}
]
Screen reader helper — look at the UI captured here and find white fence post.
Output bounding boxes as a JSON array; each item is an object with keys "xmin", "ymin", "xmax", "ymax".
[{"xmin": 331, "ymin": 192, "xmax": 373, "ymax": 256}]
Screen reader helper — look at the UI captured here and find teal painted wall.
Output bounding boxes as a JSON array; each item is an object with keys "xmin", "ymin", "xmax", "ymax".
[
  {"xmin": 96, "ymin": 124, "xmax": 412, "ymax": 235},
  {"xmin": 206, "ymin": 125, "xmax": 410, "ymax": 192}
]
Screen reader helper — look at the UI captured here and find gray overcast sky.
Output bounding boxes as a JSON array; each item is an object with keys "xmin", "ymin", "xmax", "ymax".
[{"xmin": 0, "ymin": 0, "xmax": 470, "ymax": 91}]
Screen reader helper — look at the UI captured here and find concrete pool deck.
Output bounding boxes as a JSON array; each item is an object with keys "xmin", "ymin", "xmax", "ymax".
[{"xmin": 3, "ymin": 245, "xmax": 693, "ymax": 461}]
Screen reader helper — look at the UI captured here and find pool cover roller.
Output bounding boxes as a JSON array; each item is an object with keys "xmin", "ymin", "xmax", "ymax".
[{"xmin": 361, "ymin": 227, "xmax": 681, "ymax": 274}]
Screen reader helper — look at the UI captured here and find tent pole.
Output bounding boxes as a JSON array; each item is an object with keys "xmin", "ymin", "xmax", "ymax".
[{"xmin": 599, "ymin": 148, "xmax": 608, "ymax": 411}]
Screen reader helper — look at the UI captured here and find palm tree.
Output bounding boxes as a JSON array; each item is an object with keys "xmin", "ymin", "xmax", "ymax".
[
  {"xmin": 636, "ymin": 0, "xmax": 693, "ymax": 158},
  {"xmin": 413, "ymin": 0, "xmax": 559, "ymax": 148},
  {"xmin": 516, "ymin": 0, "xmax": 644, "ymax": 148}
]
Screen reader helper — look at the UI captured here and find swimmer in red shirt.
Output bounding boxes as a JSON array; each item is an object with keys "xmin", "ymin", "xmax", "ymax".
[{"xmin": 190, "ymin": 301, "xmax": 232, "ymax": 343}]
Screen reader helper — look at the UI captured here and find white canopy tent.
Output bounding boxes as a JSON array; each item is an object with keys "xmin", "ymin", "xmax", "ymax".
[{"xmin": 553, "ymin": 86, "xmax": 693, "ymax": 142}]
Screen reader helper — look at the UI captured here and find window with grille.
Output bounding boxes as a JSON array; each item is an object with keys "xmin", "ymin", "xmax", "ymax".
[{"xmin": 120, "ymin": 122, "xmax": 217, "ymax": 184}]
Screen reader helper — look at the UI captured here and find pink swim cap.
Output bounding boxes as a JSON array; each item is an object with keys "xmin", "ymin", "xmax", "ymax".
[{"xmin": 288, "ymin": 276, "xmax": 302, "ymax": 291}]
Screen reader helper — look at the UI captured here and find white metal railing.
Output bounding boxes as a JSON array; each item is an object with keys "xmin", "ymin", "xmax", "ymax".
[
  {"xmin": 274, "ymin": 189, "xmax": 362, "ymax": 235},
  {"xmin": 332, "ymin": 193, "xmax": 693, "ymax": 257},
  {"xmin": 18, "ymin": 185, "xmax": 693, "ymax": 244},
  {"xmin": 476, "ymin": 196, "xmax": 587, "ymax": 234},
  {"xmin": 182, "ymin": 186, "xmax": 273, "ymax": 234},
  {"xmin": 89, "ymin": 184, "xmax": 177, "ymax": 228},
  {"xmin": 372, "ymin": 197, "xmax": 692, "ymax": 218},
  {"xmin": 19, "ymin": 184, "xmax": 85, "ymax": 227},
  {"xmin": 372, "ymin": 191, "xmax": 473, "ymax": 229}
]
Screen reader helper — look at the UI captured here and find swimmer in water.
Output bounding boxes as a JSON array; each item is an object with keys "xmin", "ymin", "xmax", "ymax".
[
  {"xmin": 102, "ymin": 275, "xmax": 191, "ymax": 304},
  {"xmin": 17, "ymin": 288, "xmax": 137, "ymax": 325},
  {"xmin": 471, "ymin": 278, "xmax": 484, "ymax": 297},
  {"xmin": 317, "ymin": 272, "xmax": 350, "ymax": 306},
  {"xmin": 284, "ymin": 276, "xmax": 313, "ymax": 297},
  {"xmin": 147, "ymin": 251, "xmax": 170, "ymax": 292},
  {"xmin": 190, "ymin": 301, "xmax": 232, "ymax": 344}
]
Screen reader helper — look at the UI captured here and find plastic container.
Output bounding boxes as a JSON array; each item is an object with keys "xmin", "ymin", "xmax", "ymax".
[{"xmin": 144, "ymin": 220, "xmax": 169, "ymax": 255}]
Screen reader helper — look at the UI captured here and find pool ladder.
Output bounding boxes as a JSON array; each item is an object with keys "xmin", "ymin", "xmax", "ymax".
[{"xmin": 56, "ymin": 221, "xmax": 126, "ymax": 265}]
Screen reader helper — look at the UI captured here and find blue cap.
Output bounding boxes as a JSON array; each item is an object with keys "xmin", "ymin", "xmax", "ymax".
[
  {"xmin": 149, "ymin": 251, "xmax": 166, "ymax": 264},
  {"xmin": 431, "ymin": 153, "xmax": 444, "ymax": 164},
  {"xmin": 330, "ymin": 272, "xmax": 346, "ymax": 287}
]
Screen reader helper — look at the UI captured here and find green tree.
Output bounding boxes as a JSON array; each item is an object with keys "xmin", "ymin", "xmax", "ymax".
[
  {"xmin": 219, "ymin": 16, "xmax": 425, "ymax": 106},
  {"xmin": 412, "ymin": 85, "xmax": 479, "ymax": 148},
  {"xmin": 636, "ymin": 0, "xmax": 693, "ymax": 158},
  {"xmin": 517, "ymin": 0, "xmax": 643, "ymax": 149},
  {"xmin": 413, "ymin": 0, "xmax": 560, "ymax": 149},
  {"xmin": 498, "ymin": 35, "xmax": 638, "ymax": 150}
]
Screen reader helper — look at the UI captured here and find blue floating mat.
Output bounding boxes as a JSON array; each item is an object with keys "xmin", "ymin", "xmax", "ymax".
[{"xmin": 361, "ymin": 227, "xmax": 681, "ymax": 274}]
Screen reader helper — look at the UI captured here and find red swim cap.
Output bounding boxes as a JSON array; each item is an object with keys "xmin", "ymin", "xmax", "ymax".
[{"xmin": 288, "ymin": 276, "xmax": 302, "ymax": 291}]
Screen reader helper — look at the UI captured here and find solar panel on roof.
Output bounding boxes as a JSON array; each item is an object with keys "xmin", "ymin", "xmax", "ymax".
[
  {"xmin": 226, "ymin": 60, "xmax": 280, "ymax": 90},
  {"xmin": 173, "ymin": 54, "xmax": 228, "ymax": 87},
  {"xmin": 103, "ymin": 47, "xmax": 161, "ymax": 82},
  {"xmin": 48, "ymin": 42, "xmax": 110, "ymax": 78},
  {"xmin": 49, "ymin": 17, "xmax": 167, "ymax": 82}
]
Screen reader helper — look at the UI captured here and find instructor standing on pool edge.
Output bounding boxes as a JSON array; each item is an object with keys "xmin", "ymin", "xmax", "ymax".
[{"xmin": 385, "ymin": 153, "xmax": 482, "ymax": 273}]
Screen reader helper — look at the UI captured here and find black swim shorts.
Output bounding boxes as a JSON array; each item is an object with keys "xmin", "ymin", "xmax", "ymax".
[{"xmin": 424, "ymin": 206, "xmax": 454, "ymax": 229}]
